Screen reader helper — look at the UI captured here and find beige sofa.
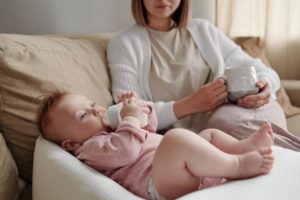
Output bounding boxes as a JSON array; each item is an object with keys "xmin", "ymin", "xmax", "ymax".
[{"xmin": 0, "ymin": 33, "xmax": 300, "ymax": 200}]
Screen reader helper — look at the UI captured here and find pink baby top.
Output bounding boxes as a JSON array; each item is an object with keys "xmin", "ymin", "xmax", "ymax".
[{"xmin": 73, "ymin": 111, "xmax": 161, "ymax": 199}]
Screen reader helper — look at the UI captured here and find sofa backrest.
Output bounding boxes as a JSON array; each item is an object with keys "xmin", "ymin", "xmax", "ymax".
[{"xmin": 0, "ymin": 33, "xmax": 113, "ymax": 182}]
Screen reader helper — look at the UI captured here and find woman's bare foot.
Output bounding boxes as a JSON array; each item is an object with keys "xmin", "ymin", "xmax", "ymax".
[
  {"xmin": 239, "ymin": 123, "xmax": 274, "ymax": 153},
  {"xmin": 232, "ymin": 148, "xmax": 274, "ymax": 179}
]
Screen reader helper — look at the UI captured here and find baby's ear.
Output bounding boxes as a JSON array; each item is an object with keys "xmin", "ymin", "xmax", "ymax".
[{"xmin": 61, "ymin": 139, "xmax": 81, "ymax": 151}]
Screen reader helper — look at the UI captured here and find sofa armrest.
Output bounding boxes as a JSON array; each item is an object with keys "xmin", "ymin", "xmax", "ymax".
[{"xmin": 281, "ymin": 80, "xmax": 300, "ymax": 107}]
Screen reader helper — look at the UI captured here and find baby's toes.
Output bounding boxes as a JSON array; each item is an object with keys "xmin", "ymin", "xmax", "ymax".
[{"xmin": 259, "ymin": 147, "xmax": 272, "ymax": 155}]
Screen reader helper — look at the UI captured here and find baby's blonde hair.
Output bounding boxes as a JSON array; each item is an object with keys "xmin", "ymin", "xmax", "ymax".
[{"xmin": 37, "ymin": 91, "xmax": 67, "ymax": 144}]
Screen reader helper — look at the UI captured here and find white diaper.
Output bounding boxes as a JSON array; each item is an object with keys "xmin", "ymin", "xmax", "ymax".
[{"xmin": 147, "ymin": 178, "xmax": 166, "ymax": 200}]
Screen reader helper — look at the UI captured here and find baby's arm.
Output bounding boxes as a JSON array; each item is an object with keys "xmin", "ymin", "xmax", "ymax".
[{"xmin": 76, "ymin": 123, "xmax": 149, "ymax": 170}]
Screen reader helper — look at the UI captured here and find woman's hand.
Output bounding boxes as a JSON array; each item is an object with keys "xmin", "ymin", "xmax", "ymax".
[
  {"xmin": 174, "ymin": 79, "xmax": 228, "ymax": 119},
  {"xmin": 237, "ymin": 79, "xmax": 271, "ymax": 108}
]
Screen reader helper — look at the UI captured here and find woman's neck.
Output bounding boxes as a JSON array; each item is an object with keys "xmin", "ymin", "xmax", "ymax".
[{"xmin": 147, "ymin": 18, "xmax": 175, "ymax": 31}]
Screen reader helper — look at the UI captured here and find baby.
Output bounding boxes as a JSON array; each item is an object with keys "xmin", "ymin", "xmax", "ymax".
[{"xmin": 38, "ymin": 91, "xmax": 274, "ymax": 200}]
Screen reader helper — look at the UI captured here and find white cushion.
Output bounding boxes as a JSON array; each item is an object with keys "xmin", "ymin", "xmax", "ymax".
[
  {"xmin": 32, "ymin": 136, "xmax": 142, "ymax": 200},
  {"xmin": 179, "ymin": 146, "xmax": 300, "ymax": 200},
  {"xmin": 33, "ymin": 136, "xmax": 300, "ymax": 200}
]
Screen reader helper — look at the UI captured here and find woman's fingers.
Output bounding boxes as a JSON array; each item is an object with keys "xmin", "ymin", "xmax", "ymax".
[
  {"xmin": 238, "ymin": 98, "xmax": 268, "ymax": 108},
  {"xmin": 206, "ymin": 79, "xmax": 228, "ymax": 103},
  {"xmin": 216, "ymin": 90, "xmax": 228, "ymax": 101},
  {"xmin": 196, "ymin": 82, "xmax": 227, "ymax": 110},
  {"xmin": 237, "ymin": 79, "xmax": 271, "ymax": 108},
  {"xmin": 214, "ymin": 85, "xmax": 228, "ymax": 99},
  {"xmin": 208, "ymin": 79, "xmax": 226, "ymax": 90}
]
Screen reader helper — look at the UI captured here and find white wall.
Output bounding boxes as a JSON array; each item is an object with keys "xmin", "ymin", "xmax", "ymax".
[
  {"xmin": 192, "ymin": 0, "xmax": 215, "ymax": 24},
  {"xmin": 0, "ymin": 0, "xmax": 215, "ymax": 34}
]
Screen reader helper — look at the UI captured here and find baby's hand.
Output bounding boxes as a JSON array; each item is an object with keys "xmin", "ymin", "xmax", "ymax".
[
  {"xmin": 120, "ymin": 99, "xmax": 150, "ymax": 118},
  {"xmin": 120, "ymin": 98, "xmax": 150, "ymax": 128},
  {"xmin": 118, "ymin": 91, "xmax": 149, "ymax": 108},
  {"xmin": 117, "ymin": 91, "xmax": 138, "ymax": 103},
  {"xmin": 118, "ymin": 91, "xmax": 150, "ymax": 128}
]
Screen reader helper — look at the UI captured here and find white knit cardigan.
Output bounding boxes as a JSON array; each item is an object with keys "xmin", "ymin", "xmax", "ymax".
[{"xmin": 107, "ymin": 19, "xmax": 280, "ymax": 130}]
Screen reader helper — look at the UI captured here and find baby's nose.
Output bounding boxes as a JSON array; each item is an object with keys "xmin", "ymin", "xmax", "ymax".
[{"xmin": 93, "ymin": 107, "xmax": 104, "ymax": 116}]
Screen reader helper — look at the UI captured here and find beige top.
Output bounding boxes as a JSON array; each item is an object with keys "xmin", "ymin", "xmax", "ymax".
[{"xmin": 147, "ymin": 27, "xmax": 211, "ymax": 132}]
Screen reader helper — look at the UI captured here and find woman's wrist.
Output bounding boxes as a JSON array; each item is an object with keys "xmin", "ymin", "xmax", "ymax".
[{"xmin": 173, "ymin": 96, "xmax": 196, "ymax": 119}]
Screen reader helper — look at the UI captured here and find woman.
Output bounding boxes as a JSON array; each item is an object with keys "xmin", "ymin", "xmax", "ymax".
[{"xmin": 107, "ymin": 0, "xmax": 300, "ymax": 150}]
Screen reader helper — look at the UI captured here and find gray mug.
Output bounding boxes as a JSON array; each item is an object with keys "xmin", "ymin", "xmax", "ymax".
[{"xmin": 224, "ymin": 66, "xmax": 259, "ymax": 102}]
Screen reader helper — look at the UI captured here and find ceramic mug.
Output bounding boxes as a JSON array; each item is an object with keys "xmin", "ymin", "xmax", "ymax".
[{"xmin": 224, "ymin": 66, "xmax": 259, "ymax": 102}]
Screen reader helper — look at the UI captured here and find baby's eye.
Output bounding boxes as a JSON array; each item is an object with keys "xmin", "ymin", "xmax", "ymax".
[
  {"xmin": 80, "ymin": 112, "xmax": 87, "ymax": 120},
  {"xmin": 91, "ymin": 102, "xmax": 96, "ymax": 107}
]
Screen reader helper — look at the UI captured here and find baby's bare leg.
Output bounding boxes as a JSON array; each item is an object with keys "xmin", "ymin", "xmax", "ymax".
[
  {"xmin": 151, "ymin": 128, "xmax": 273, "ymax": 199},
  {"xmin": 200, "ymin": 123, "xmax": 274, "ymax": 154}
]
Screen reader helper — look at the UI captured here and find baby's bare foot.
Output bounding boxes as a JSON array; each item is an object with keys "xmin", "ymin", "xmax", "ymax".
[
  {"xmin": 240, "ymin": 123, "xmax": 274, "ymax": 153},
  {"xmin": 235, "ymin": 148, "xmax": 274, "ymax": 179},
  {"xmin": 250, "ymin": 123, "xmax": 274, "ymax": 148}
]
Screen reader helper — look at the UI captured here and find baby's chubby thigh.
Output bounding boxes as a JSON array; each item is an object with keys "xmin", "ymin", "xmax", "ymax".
[{"xmin": 151, "ymin": 129, "xmax": 201, "ymax": 199}]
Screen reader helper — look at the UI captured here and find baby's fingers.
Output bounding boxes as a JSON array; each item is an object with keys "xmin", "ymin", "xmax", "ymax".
[
  {"xmin": 141, "ymin": 105, "xmax": 151, "ymax": 114},
  {"xmin": 118, "ymin": 91, "xmax": 137, "ymax": 102}
]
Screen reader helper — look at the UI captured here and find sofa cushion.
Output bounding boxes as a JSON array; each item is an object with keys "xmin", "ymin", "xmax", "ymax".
[
  {"xmin": 287, "ymin": 114, "xmax": 300, "ymax": 137},
  {"xmin": 0, "ymin": 132, "xmax": 19, "ymax": 200},
  {"xmin": 0, "ymin": 33, "xmax": 113, "ymax": 182},
  {"xmin": 235, "ymin": 37, "xmax": 300, "ymax": 118}
]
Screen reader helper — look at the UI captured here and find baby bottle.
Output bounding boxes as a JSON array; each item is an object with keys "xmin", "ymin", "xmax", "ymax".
[{"xmin": 104, "ymin": 103, "xmax": 148, "ymax": 130}]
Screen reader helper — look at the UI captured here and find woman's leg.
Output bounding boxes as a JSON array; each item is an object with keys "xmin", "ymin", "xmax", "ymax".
[
  {"xmin": 199, "ymin": 123, "xmax": 273, "ymax": 154},
  {"xmin": 207, "ymin": 99, "xmax": 300, "ymax": 151},
  {"xmin": 207, "ymin": 99, "xmax": 286, "ymax": 139},
  {"xmin": 151, "ymin": 128, "xmax": 273, "ymax": 200}
]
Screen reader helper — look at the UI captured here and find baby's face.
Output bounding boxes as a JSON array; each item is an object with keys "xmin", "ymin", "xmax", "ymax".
[{"xmin": 52, "ymin": 94, "xmax": 109, "ymax": 143}]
